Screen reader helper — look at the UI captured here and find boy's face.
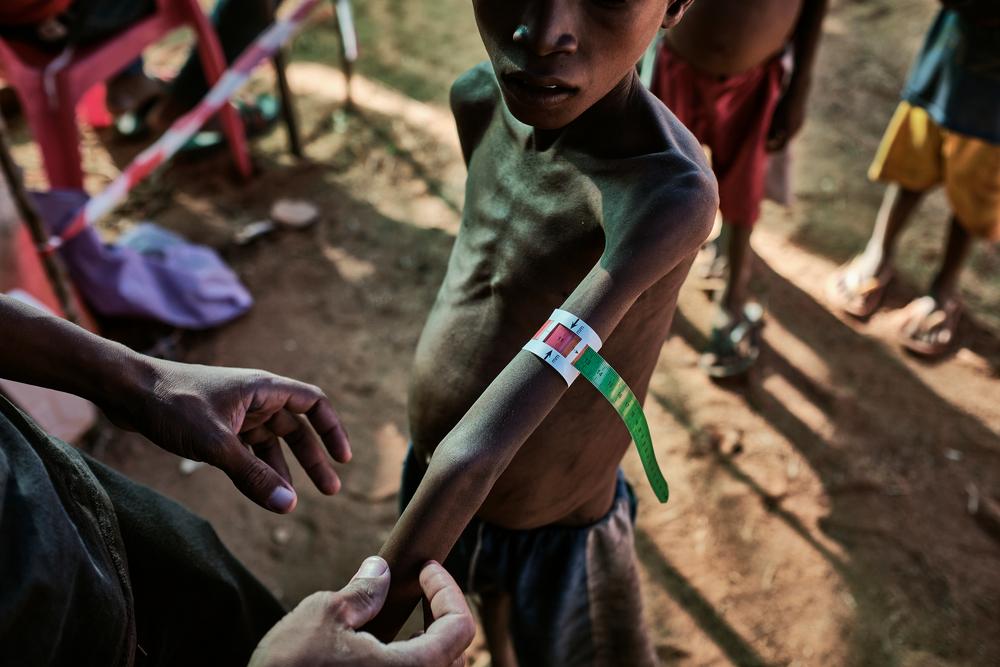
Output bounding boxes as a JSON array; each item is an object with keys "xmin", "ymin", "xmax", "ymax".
[{"xmin": 473, "ymin": 0, "xmax": 689, "ymax": 129}]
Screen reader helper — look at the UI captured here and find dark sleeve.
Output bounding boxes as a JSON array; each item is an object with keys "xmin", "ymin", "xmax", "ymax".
[
  {"xmin": 0, "ymin": 398, "xmax": 133, "ymax": 667},
  {"xmin": 942, "ymin": 0, "xmax": 1000, "ymax": 24}
]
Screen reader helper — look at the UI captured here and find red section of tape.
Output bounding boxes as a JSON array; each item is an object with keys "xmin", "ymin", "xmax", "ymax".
[
  {"xmin": 533, "ymin": 320, "xmax": 553, "ymax": 340},
  {"xmin": 543, "ymin": 323, "xmax": 581, "ymax": 357}
]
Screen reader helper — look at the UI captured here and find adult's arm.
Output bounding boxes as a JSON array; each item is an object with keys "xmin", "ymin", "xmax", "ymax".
[
  {"xmin": 0, "ymin": 294, "xmax": 351, "ymax": 512},
  {"xmin": 365, "ymin": 165, "xmax": 718, "ymax": 639}
]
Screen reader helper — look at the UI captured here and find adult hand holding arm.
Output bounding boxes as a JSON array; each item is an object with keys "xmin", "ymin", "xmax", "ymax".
[
  {"xmin": 249, "ymin": 558, "xmax": 475, "ymax": 667},
  {"xmin": 0, "ymin": 294, "xmax": 351, "ymax": 512}
]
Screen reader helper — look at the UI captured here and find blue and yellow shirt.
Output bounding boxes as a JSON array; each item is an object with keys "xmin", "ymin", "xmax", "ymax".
[{"xmin": 902, "ymin": 5, "xmax": 1000, "ymax": 144}]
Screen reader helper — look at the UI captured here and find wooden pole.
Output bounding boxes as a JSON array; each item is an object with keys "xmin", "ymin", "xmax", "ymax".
[
  {"xmin": 272, "ymin": 50, "xmax": 304, "ymax": 158},
  {"xmin": 0, "ymin": 113, "xmax": 80, "ymax": 324}
]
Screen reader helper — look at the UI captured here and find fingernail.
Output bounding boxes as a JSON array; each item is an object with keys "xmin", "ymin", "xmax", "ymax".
[
  {"xmin": 357, "ymin": 556, "xmax": 388, "ymax": 578},
  {"xmin": 267, "ymin": 486, "xmax": 296, "ymax": 512}
]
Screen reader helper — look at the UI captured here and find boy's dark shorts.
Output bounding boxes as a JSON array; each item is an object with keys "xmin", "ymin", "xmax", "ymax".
[{"xmin": 400, "ymin": 446, "xmax": 657, "ymax": 667}]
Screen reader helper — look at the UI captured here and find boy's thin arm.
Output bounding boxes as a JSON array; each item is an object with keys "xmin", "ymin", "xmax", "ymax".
[
  {"xmin": 364, "ymin": 171, "xmax": 717, "ymax": 640},
  {"xmin": 788, "ymin": 0, "xmax": 829, "ymax": 96},
  {"xmin": 767, "ymin": 0, "xmax": 829, "ymax": 150}
]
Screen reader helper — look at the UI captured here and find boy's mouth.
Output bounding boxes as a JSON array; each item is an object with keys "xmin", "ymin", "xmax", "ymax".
[{"xmin": 501, "ymin": 71, "xmax": 579, "ymax": 109}]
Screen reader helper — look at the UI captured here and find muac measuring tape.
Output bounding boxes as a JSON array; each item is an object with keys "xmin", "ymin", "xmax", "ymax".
[{"xmin": 523, "ymin": 309, "xmax": 670, "ymax": 503}]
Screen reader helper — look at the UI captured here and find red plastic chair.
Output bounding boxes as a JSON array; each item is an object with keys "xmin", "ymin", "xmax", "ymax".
[{"xmin": 0, "ymin": 0, "xmax": 252, "ymax": 189}]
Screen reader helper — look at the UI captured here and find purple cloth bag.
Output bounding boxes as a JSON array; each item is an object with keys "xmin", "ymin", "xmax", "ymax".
[{"xmin": 33, "ymin": 189, "xmax": 252, "ymax": 329}]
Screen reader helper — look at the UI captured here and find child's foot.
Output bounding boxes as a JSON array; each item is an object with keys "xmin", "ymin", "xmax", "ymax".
[
  {"xmin": 700, "ymin": 302, "xmax": 764, "ymax": 378},
  {"xmin": 898, "ymin": 295, "xmax": 961, "ymax": 358},
  {"xmin": 826, "ymin": 255, "xmax": 894, "ymax": 319}
]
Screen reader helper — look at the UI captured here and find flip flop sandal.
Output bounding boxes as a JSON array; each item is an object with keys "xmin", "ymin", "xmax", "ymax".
[
  {"xmin": 179, "ymin": 93, "xmax": 280, "ymax": 155},
  {"xmin": 826, "ymin": 258, "xmax": 894, "ymax": 319},
  {"xmin": 700, "ymin": 302, "xmax": 765, "ymax": 378},
  {"xmin": 898, "ymin": 296, "xmax": 962, "ymax": 357}
]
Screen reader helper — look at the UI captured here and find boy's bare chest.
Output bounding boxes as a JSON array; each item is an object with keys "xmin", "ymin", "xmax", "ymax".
[{"xmin": 457, "ymin": 130, "xmax": 608, "ymax": 287}]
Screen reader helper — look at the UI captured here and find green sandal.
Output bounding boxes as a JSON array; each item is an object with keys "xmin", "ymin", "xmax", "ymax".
[
  {"xmin": 700, "ymin": 302, "xmax": 765, "ymax": 378},
  {"xmin": 180, "ymin": 93, "xmax": 280, "ymax": 154}
]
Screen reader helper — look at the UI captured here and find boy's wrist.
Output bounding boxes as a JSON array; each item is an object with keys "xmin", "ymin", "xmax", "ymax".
[{"xmin": 786, "ymin": 72, "xmax": 812, "ymax": 98}]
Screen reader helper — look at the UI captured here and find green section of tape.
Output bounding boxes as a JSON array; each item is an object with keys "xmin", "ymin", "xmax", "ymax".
[{"xmin": 573, "ymin": 347, "xmax": 669, "ymax": 503}]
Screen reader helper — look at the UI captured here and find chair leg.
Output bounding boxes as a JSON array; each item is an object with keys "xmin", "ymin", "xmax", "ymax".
[
  {"xmin": 21, "ymin": 93, "xmax": 85, "ymax": 189},
  {"xmin": 184, "ymin": 5, "xmax": 253, "ymax": 180}
]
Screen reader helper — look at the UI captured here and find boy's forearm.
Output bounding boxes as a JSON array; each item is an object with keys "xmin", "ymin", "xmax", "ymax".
[
  {"xmin": 365, "ymin": 353, "xmax": 568, "ymax": 639},
  {"xmin": 788, "ymin": 0, "xmax": 829, "ymax": 94},
  {"xmin": 0, "ymin": 295, "xmax": 153, "ymax": 415}
]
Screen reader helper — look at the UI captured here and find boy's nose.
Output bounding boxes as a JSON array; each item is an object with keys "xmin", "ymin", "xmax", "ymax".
[{"xmin": 515, "ymin": 0, "xmax": 578, "ymax": 57}]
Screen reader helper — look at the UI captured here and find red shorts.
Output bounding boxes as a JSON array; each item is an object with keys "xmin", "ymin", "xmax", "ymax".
[{"xmin": 651, "ymin": 42, "xmax": 785, "ymax": 226}]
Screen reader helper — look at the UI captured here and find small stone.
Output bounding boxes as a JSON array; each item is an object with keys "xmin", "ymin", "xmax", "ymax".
[
  {"xmin": 234, "ymin": 220, "xmax": 275, "ymax": 245},
  {"xmin": 272, "ymin": 526, "xmax": 292, "ymax": 546},
  {"xmin": 944, "ymin": 448, "xmax": 963, "ymax": 462},
  {"xmin": 271, "ymin": 199, "xmax": 319, "ymax": 228}
]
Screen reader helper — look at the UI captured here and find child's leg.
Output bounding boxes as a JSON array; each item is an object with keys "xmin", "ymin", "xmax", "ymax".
[
  {"xmin": 481, "ymin": 593, "xmax": 518, "ymax": 667},
  {"xmin": 719, "ymin": 220, "xmax": 753, "ymax": 317},
  {"xmin": 856, "ymin": 184, "xmax": 925, "ymax": 277},
  {"xmin": 930, "ymin": 215, "xmax": 973, "ymax": 300},
  {"xmin": 701, "ymin": 221, "xmax": 763, "ymax": 379},
  {"xmin": 827, "ymin": 184, "xmax": 925, "ymax": 318},
  {"xmin": 899, "ymin": 215, "xmax": 971, "ymax": 355}
]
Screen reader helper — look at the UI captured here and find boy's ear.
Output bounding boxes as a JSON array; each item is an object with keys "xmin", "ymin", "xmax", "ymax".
[{"xmin": 661, "ymin": 0, "xmax": 695, "ymax": 29}]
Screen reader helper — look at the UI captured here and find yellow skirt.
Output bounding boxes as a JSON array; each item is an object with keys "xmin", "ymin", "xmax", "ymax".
[{"xmin": 869, "ymin": 102, "xmax": 1000, "ymax": 241}]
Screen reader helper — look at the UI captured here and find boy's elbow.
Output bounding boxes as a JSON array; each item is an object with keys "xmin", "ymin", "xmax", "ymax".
[
  {"xmin": 678, "ymin": 165, "xmax": 720, "ymax": 246},
  {"xmin": 427, "ymin": 443, "xmax": 496, "ymax": 493},
  {"xmin": 694, "ymin": 166, "xmax": 720, "ymax": 219}
]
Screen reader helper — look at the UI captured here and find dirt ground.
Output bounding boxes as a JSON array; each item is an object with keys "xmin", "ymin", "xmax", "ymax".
[{"xmin": 6, "ymin": 0, "xmax": 1000, "ymax": 664}]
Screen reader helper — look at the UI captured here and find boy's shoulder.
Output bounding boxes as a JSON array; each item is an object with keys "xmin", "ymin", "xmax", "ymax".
[
  {"xmin": 450, "ymin": 61, "xmax": 500, "ymax": 110},
  {"xmin": 450, "ymin": 62, "xmax": 501, "ymax": 162},
  {"xmin": 600, "ymin": 91, "xmax": 718, "ymax": 251}
]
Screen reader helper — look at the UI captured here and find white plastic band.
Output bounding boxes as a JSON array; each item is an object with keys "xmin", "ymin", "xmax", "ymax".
[
  {"xmin": 524, "ymin": 339, "xmax": 580, "ymax": 384},
  {"xmin": 521, "ymin": 309, "xmax": 603, "ymax": 386}
]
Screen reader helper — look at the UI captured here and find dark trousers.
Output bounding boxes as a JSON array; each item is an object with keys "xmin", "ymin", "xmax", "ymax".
[{"xmin": 86, "ymin": 456, "xmax": 285, "ymax": 667}]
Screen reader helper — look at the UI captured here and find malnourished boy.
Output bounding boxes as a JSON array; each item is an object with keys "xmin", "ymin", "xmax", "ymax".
[
  {"xmin": 651, "ymin": 0, "xmax": 828, "ymax": 377},
  {"xmin": 364, "ymin": 1, "xmax": 719, "ymax": 666}
]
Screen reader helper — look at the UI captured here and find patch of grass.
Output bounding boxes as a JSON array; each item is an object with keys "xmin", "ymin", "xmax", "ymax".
[{"xmin": 291, "ymin": 0, "xmax": 486, "ymax": 105}]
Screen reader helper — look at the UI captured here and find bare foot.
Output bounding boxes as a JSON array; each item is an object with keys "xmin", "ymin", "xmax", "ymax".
[{"xmin": 898, "ymin": 294, "xmax": 961, "ymax": 358}]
